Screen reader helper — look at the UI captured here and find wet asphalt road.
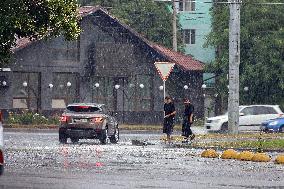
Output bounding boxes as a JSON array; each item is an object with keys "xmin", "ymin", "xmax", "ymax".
[{"xmin": 0, "ymin": 129, "xmax": 284, "ymax": 189}]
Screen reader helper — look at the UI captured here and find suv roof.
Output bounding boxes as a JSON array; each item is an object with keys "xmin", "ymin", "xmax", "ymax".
[{"xmin": 67, "ymin": 103, "xmax": 105, "ymax": 107}]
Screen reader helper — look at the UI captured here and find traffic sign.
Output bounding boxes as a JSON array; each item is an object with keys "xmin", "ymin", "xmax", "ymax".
[{"xmin": 154, "ymin": 62, "xmax": 175, "ymax": 81}]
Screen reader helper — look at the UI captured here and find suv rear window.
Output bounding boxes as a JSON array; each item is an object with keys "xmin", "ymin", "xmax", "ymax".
[{"xmin": 67, "ymin": 106, "xmax": 101, "ymax": 113}]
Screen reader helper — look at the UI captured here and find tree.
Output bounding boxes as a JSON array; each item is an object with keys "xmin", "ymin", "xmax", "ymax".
[
  {"xmin": 0, "ymin": 0, "xmax": 81, "ymax": 66},
  {"xmin": 91, "ymin": 0, "xmax": 183, "ymax": 51},
  {"xmin": 206, "ymin": 0, "xmax": 284, "ymax": 108}
]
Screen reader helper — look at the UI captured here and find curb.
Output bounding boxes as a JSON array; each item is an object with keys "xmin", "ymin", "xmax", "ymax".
[
  {"xmin": 172, "ymin": 144, "xmax": 284, "ymax": 153},
  {"xmin": 4, "ymin": 128, "xmax": 58, "ymax": 133},
  {"xmin": 3, "ymin": 127, "xmax": 162, "ymax": 134}
]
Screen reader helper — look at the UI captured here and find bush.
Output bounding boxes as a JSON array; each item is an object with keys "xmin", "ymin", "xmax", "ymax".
[
  {"xmin": 251, "ymin": 153, "xmax": 271, "ymax": 162},
  {"xmin": 236, "ymin": 151, "xmax": 254, "ymax": 161},
  {"xmin": 274, "ymin": 155, "xmax": 284, "ymax": 164},
  {"xmin": 201, "ymin": 149, "xmax": 219, "ymax": 158},
  {"xmin": 6, "ymin": 111, "xmax": 60, "ymax": 125},
  {"xmin": 221, "ymin": 149, "xmax": 239, "ymax": 159}
]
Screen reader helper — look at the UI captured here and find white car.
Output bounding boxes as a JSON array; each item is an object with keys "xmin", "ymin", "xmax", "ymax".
[
  {"xmin": 0, "ymin": 111, "xmax": 4, "ymax": 175},
  {"xmin": 205, "ymin": 105, "xmax": 284, "ymax": 132}
]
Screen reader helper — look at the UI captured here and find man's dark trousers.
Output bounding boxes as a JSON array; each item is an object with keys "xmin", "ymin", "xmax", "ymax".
[{"xmin": 182, "ymin": 117, "xmax": 192, "ymax": 138}]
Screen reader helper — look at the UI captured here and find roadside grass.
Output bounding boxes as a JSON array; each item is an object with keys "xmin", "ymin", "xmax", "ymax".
[
  {"xmin": 196, "ymin": 132, "xmax": 284, "ymax": 140},
  {"xmin": 191, "ymin": 139, "xmax": 284, "ymax": 151}
]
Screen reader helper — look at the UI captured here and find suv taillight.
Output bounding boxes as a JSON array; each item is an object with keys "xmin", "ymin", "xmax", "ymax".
[
  {"xmin": 92, "ymin": 117, "xmax": 104, "ymax": 123},
  {"xmin": 60, "ymin": 116, "xmax": 69, "ymax": 123},
  {"xmin": 0, "ymin": 150, "xmax": 3, "ymax": 165}
]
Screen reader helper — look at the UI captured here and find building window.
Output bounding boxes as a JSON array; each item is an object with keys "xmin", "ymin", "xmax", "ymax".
[
  {"xmin": 179, "ymin": 0, "xmax": 195, "ymax": 11},
  {"xmin": 182, "ymin": 29, "xmax": 196, "ymax": 44},
  {"xmin": 12, "ymin": 72, "xmax": 40, "ymax": 111},
  {"xmin": 52, "ymin": 73, "xmax": 79, "ymax": 106},
  {"xmin": 91, "ymin": 75, "xmax": 153, "ymax": 112}
]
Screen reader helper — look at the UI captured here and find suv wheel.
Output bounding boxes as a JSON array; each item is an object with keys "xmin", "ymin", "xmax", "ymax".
[
  {"xmin": 99, "ymin": 129, "xmax": 108, "ymax": 145},
  {"xmin": 59, "ymin": 128, "xmax": 68, "ymax": 144},
  {"xmin": 110, "ymin": 126, "xmax": 119, "ymax": 144},
  {"xmin": 71, "ymin": 137, "xmax": 79, "ymax": 144}
]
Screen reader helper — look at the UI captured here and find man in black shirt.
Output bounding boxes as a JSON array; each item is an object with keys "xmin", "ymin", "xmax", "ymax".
[
  {"xmin": 182, "ymin": 98, "xmax": 195, "ymax": 143},
  {"xmin": 163, "ymin": 96, "xmax": 176, "ymax": 144}
]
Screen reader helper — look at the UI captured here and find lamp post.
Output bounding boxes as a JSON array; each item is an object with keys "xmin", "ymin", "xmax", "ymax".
[
  {"xmin": 244, "ymin": 86, "xmax": 249, "ymax": 104},
  {"xmin": 92, "ymin": 83, "xmax": 99, "ymax": 103},
  {"xmin": 201, "ymin": 84, "xmax": 208, "ymax": 119},
  {"xmin": 66, "ymin": 82, "xmax": 71, "ymax": 104}
]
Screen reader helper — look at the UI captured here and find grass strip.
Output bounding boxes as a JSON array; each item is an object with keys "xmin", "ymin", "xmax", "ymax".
[{"xmin": 192, "ymin": 139, "xmax": 284, "ymax": 151}]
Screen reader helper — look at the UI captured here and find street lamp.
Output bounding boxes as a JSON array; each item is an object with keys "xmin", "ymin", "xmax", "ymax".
[
  {"xmin": 23, "ymin": 81, "xmax": 28, "ymax": 87},
  {"xmin": 184, "ymin": 85, "xmax": 189, "ymax": 90},
  {"xmin": 202, "ymin": 84, "xmax": 207, "ymax": 98},
  {"xmin": 244, "ymin": 86, "xmax": 249, "ymax": 104},
  {"xmin": 48, "ymin": 83, "xmax": 54, "ymax": 89},
  {"xmin": 2, "ymin": 81, "xmax": 7, "ymax": 86},
  {"xmin": 94, "ymin": 83, "xmax": 99, "ymax": 88},
  {"xmin": 139, "ymin": 84, "xmax": 144, "ymax": 89},
  {"xmin": 66, "ymin": 82, "xmax": 71, "ymax": 87},
  {"xmin": 114, "ymin": 84, "xmax": 120, "ymax": 90}
]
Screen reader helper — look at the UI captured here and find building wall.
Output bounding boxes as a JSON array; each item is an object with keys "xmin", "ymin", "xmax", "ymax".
[{"xmin": 178, "ymin": 0, "xmax": 215, "ymax": 64}]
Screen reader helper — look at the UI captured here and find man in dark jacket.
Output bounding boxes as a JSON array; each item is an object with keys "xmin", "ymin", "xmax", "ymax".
[
  {"xmin": 163, "ymin": 96, "xmax": 176, "ymax": 144},
  {"xmin": 182, "ymin": 98, "xmax": 195, "ymax": 143}
]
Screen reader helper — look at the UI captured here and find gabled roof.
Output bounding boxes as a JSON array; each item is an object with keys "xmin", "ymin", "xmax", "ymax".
[
  {"xmin": 151, "ymin": 44, "xmax": 204, "ymax": 71},
  {"xmin": 14, "ymin": 6, "xmax": 204, "ymax": 71}
]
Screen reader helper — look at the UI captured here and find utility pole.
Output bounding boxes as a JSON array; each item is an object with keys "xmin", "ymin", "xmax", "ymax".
[
  {"xmin": 172, "ymin": 0, "xmax": 177, "ymax": 51},
  {"xmin": 228, "ymin": 0, "xmax": 241, "ymax": 134}
]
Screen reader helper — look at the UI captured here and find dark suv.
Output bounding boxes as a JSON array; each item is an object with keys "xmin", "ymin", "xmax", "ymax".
[{"xmin": 59, "ymin": 103, "xmax": 119, "ymax": 144}]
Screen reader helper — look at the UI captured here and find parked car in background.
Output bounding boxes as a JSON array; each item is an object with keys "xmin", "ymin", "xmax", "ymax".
[
  {"xmin": 59, "ymin": 103, "xmax": 119, "ymax": 144},
  {"xmin": 261, "ymin": 117, "xmax": 284, "ymax": 133},
  {"xmin": 0, "ymin": 110, "xmax": 4, "ymax": 175},
  {"xmin": 205, "ymin": 105, "xmax": 283, "ymax": 132}
]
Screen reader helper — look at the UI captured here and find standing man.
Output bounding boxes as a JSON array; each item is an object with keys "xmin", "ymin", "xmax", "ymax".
[
  {"xmin": 182, "ymin": 98, "xmax": 195, "ymax": 143},
  {"xmin": 163, "ymin": 96, "xmax": 176, "ymax": 144}
]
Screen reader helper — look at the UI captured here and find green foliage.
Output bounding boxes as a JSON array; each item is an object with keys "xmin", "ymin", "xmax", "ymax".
[
  {"xmin": 6, "ymin": 112, "xmax": 60, "ymax": 125},
  {"xmin": 0, "ymin": 0, "xmax": 81, "ymax": 66},
  {"xmin": 206, "ymin": 0, "xmax": 284, "ymax": 106},
  {"xmin": 91, "ymin": 0, "xmax": 183, "ymax": 50}
]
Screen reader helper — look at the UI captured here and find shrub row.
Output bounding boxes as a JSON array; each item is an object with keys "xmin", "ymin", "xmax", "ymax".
[
  {"xmin": 6, "ymin": 111, "xmax": 60, "ymax": 125},
  {"xmin": 201, "ymin": 149, "xmax": 284, "ymax": 164}
]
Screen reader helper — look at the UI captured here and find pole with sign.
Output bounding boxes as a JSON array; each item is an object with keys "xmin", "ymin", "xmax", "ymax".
[{"xmin": 154, "ymin": 62, "xmax": 175, "ymax": 101}]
